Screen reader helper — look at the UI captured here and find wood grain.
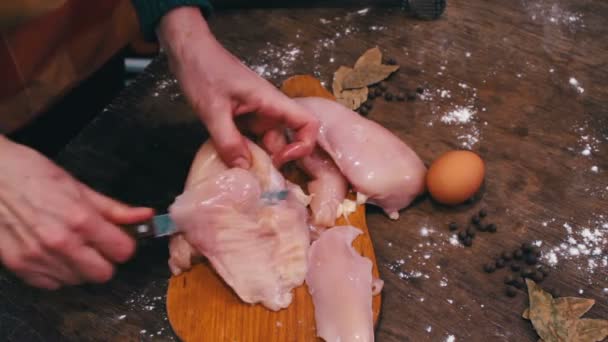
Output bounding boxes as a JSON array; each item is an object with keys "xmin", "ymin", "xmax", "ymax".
[{"xmin": 166, "ymin": 75, "xmax": 381, "ymax": 342}]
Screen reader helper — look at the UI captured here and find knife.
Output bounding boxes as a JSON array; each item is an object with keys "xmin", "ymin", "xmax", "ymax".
[
  {"xmin": 123, "ymin": 214, "xmax": 178, "ymax": 239},
  {"xmin": 123, "ymin": 190, "xmax": 289, "ymax": 239}
]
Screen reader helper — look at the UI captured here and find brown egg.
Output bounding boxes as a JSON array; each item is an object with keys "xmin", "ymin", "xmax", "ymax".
[{"xmin": 426, "ymin": 150, "xmax": 485, "ymax": 205}]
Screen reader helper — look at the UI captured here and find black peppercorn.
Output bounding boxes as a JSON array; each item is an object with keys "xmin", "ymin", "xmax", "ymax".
[
  {"xmin": 532, "ymin": 271, "xmax": 544, "ymax": 282},
  {"xmin": 521, "ymin": 267, "xmax": 534, "ymax": 278},
  {"xmin": 525, "ymin": 254, "xmax": 538, "ymax": 265},
  {"xmin": 466, "ymin": 227, "xmax": 476, "ymax": 238},
  {"xmin": 463, "ymin": 237, "xmax": 473, "ymax": 247},
  {"xmin": 513, "ymin": 249, "xmax": 524, "ymax": 260},
  {"xmin": 506, "ymin": 286, "xmax": 517, "ymax": 297}
]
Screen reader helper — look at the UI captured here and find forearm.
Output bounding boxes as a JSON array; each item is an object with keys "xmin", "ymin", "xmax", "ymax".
[
  {"xmin": 157, "ymin": 6, "xmax": 217, "ymax": 58},
  {"xmin": 130, "ymin": 0, "xmax": 213, "ymax": 41}
]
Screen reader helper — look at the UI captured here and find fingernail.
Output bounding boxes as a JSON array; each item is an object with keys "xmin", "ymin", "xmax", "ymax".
[{"xmin": 232, "ymin": 157, "xmax": 250, "ymax": 169}]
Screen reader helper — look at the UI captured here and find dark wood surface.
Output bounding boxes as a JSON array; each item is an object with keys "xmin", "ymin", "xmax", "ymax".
[{"xmin": 2, "ymin": 0, "xmax": 607, "ymax": 341}]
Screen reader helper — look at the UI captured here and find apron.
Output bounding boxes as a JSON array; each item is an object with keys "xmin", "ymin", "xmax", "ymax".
[{"xmin": 0, "ymin": 0, "xmax": 150, "ymax": 134}]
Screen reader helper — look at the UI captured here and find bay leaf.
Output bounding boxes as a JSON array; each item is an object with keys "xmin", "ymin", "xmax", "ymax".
[
  {"xmin": 524, "ymin": 279, "xmax": 608, "ymax": 342},
  {"xmin": 342, "ymin": 64, "xmax": 399, "ymax": 89},
  {"xmin": 354, "ymin": 46, "xmax": 382, "ymax": 68},
  {"xmin": 554, "ymin": 297, "xmax": 596, "ymax": 320},
  {"xmin": 573, "ymin": 319, "xmax": 608, "ymax": 341},
  {"xmin": 337, "ymin": 87, "xmax": 369, "ymax": 110},
  {"xmin": 332, "ymin": 66, "xmax": 352, "ymax": 97}
]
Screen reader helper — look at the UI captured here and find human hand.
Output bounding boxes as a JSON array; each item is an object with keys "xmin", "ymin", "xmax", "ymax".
[
  {"xmin": 0, "ymin": 137, "xmax": 154, "ymax": 289},
  {"xmin": 158, "ymin": 7, "xmax": 319, "ymax": 168}
]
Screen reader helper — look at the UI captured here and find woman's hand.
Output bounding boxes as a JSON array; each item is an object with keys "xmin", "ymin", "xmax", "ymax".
[
  {"xmin": 158, "ymin": 7, "xmax": 319, "ymax": 168},
  {"xmin": 0, "ymin": 137, "xmax": 154, "ymax": 289}
]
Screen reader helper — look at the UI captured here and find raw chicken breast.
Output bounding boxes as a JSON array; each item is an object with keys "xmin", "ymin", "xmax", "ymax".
[
  {"xmin": 298, "ymin": 147, "xmax": 348, "ymax": 228},
  {"xmin": 168, "ymin": 140, "xmax": 310, "ymax": 311},
  {"xmin": 294, "ymin": 97, "xmax": 427, "ymax": 219},
  {"xmin": 306, "ymin": 226, "xmax": 383, "ymax": 342}
]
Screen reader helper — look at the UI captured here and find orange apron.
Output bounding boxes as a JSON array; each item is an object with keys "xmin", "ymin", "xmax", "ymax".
[{"xmin": 0, "ymin": 0, "xmax": 148, "ymax": 134}]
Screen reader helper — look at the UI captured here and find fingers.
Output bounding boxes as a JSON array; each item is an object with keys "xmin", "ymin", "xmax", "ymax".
[
  {"xmin": 64, "ymin": 245, "xmax": 115, "ymax": 283},
  {"xmin": 31, "ymin": 220, "xmax": 113, "ymax": 284},
  {"xmin": 205, "ymin": 106, "xmax": 252, "ymax": 169},
  {"xmin": 247, "ymin": 91, "xmax": 319, "ymax": 166},
  {"xmin": 262, "ymin": 128, "xmax": 287, "ymax": 156},
  {"xmin": 0, "ymin": 221, "xmax": 70, "ymax": 289},
  {"xmin": 79, "ymin": 185, "xmax": 154, "ymax": 224},
  {"xmin": 21, "ymin": 273, "xmax": 62, "ymax": 290},
  {"xmin": 77, "ymin": 214, "xmax": 137, "ymax": 264}
]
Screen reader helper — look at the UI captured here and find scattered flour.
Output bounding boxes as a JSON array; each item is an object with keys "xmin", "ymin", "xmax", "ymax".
[
  {"xmin": 445, "ymin": 334, "xmax": 456, "ymax": 342},
  {"xmin": 426, "ymin": 326, "xmax": 433, "ymax": 333},
  {"xmin": 247, "ymin": 42, "xmax": 302, "ymax": 79},
  {"xmin": 569, "ymin": 77, "xmax": 585, "ymax": 94},
  {"xmin": 571, "ymin": 122, "xmax": 601, "ymax": 158},
  {"xmin": 441, "ymin": 106, "xmax": 476, "ymax": 124},
  {"xmin": 591, "ymin": 166, "xmax": 599, "ymax": 173},
  {"xmin": 420, "ymin": 227, "xmax": 434, "ymax": 237},
  {"xmin": 524, "ymin": 1, "xmax": 585, "ymax": 30},
  {"xmin": 540, "ymin": 215, "xmax": 608, "ymax": 281}
]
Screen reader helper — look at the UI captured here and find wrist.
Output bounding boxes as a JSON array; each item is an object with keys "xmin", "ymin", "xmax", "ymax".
[
  {"xmin": 158, "ymin": 6, "xmax": 214, "ymax": 50},
  {"xmin": 131, "ymin": 0, "xmax": 213, "ymax": 41}
]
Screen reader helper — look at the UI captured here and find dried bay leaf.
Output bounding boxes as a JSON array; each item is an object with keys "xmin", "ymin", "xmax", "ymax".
[
  {"xmin": 333, "ymin": 65, "xmax": 368, "ymax": 110},
  {"xmin": 332, "ymin": 66, "xmax": 352, "ymax": 97},
  {"xmin": 342, "ymin": 64, "xmax": 399, "ymax": 89},
  {"xmin": 575, "ymin": 319, "xmax": 608, "ymax": 342},
  {"xmin": 354, "ymin": 46, "xmax": 382, "ymax": 68},
  {"xmin": 337, "ymin": 87, "xmax": 368, "ymax": 110},
  {"xmin": 523, "ymin": 279, "xmax": 608, "ymax": 342}
]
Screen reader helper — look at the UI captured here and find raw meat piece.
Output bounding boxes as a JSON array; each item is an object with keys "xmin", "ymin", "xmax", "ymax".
[
  {"xmin": 306, "ymin": 226, "xmax": 383, "ymax": 342},
  {"xmin": 168, "ymin": 140, "xmax": 310, "ymax": 311},
  {"xmin": 298, "ymin": 147, "xmax": 348, "ymax": 228},
  {"xmin": 294, "ymin": 97, "xmax": 427, "ymax": 219}
]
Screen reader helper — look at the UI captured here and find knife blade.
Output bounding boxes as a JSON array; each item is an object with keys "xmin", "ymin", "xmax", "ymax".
[
  {"xmin": 123, "ymin": 214, "xmax": 178, "ymax": 239},
  {"xmin": 123, "ymin": 190, "xmax": 289, "ymax": 239}
]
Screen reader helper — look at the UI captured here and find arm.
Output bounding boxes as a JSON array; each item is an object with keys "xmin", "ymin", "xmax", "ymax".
[{"xmin": 132, "ymin": 2, "xmax": 319, "ymax": 168}]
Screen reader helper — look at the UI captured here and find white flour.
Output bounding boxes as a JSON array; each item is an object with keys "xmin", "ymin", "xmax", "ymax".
[
  {"xmin": 247, "ymin": 42, "xmax": 302, "ymax": 79},
  {"xmin": 540, "ymin": 215, "xmax": 608, "ymax": 282},
  {"xmin": 440, "ymin": 106, "xmax": 476, "ymax": 124},
  {"xmin": 569, "ymin": 77, "xmax": 585, "ymax": 94}
]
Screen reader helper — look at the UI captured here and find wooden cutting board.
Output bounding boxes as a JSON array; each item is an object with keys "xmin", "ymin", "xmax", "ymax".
[{"xmin": 166, "ymin": 75, "xmax": 382, "ymax": 342}]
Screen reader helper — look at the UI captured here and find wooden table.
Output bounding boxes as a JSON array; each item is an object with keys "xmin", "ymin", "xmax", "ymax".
[{"xmin": 1, "ymin": 0, "xmax": 607, "ymax": 341}]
